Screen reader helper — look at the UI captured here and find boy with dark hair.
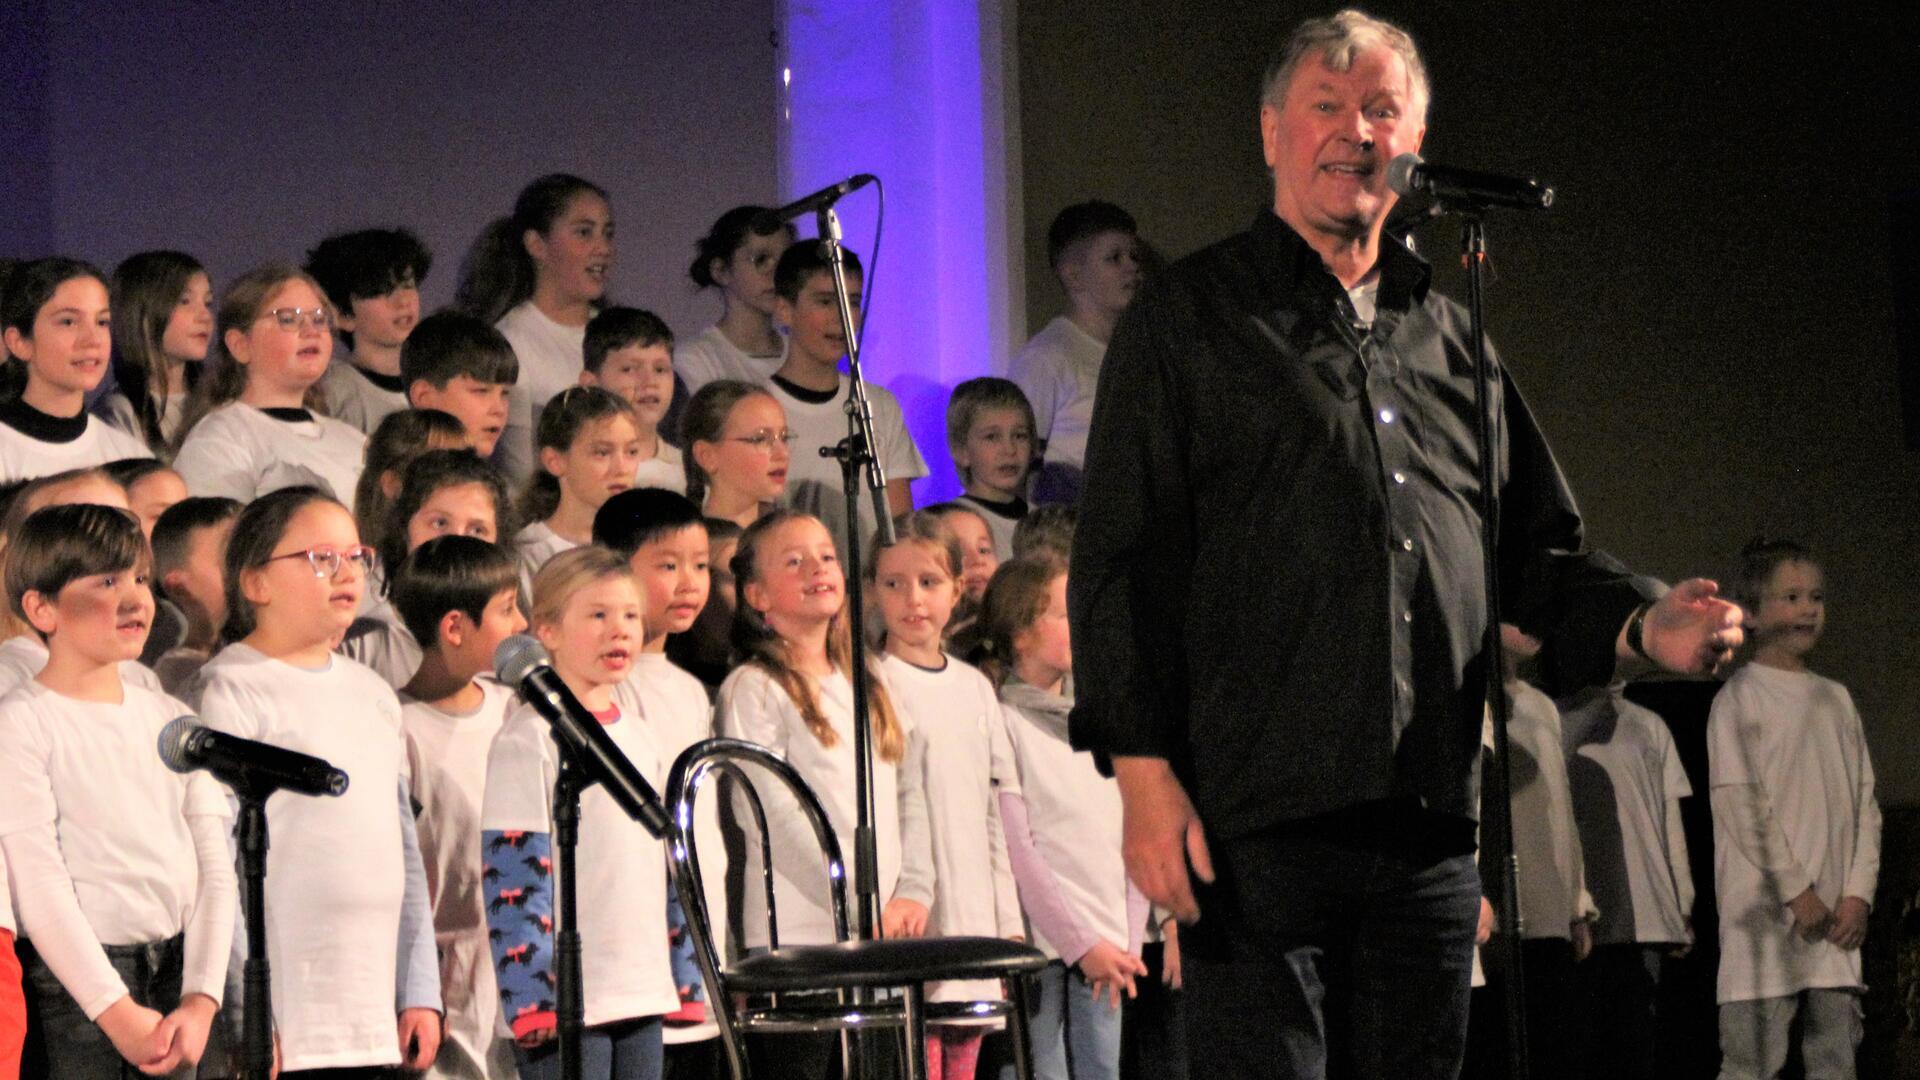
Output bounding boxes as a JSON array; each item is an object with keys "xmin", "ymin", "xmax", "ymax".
[
  {"xmin": 1009, "ymin": 201, "xmax": 1140, "ymax": 503},
  {"xmin": 400, "ymin": 311, "xmax": 520, "ymax": 460},
  {"xmin": 581, "ymin": 307, "xmax": 683, "ymax": 492},
  {"xmin": 305, "ymin": 228, "xmax": 433, "ymax": 434},
  {"xmin": 148, "ymin": 496, "xmax": 242, "ymax": 695},
  {"xmin": 392, "ymin": 535, "xmax": 527, "ymax": 1080}
]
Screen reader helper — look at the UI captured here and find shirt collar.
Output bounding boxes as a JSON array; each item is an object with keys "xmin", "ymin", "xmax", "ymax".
[{"xmin": 1250, "ymin": 209, "xmax": 1431, "ymax": 315}]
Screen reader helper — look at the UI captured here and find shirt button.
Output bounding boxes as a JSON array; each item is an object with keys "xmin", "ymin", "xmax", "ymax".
[
  {"xmin": 1392, "ymin": 471, "xmax": 1406, "ymax": 484},
  {"xmin": 1402, "ymin": 539, "xmax": 1415, "ymax": 552},
  {"xmin": 1402, "ymin": 610, "xmax": 1414, "ymax": 623},
  {"xmin": 1379, "ymin": 408, "xmax": 1396, "ymax": 424}
]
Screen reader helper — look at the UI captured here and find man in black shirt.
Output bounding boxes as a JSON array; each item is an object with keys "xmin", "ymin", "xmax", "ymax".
[{"xmin": 1067, "ymin": 11, "xmax": 1744, "ymax": 1078}]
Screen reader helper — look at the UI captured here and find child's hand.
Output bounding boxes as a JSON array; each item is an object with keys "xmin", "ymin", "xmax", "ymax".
[
  {"xmin": 1075, "ymin": 940, "xmax": 1147, "ymax": 1010},
  {"xmin": 1476, "ymin": 897, "xmax": 1496, "ymax": 945},
  {"xmin": 1570, "ymin": 920, "xmax": 1593, "ymax": 963},
  {"xmin": 1786, "ymin": 887, "xmax": 1834, "ymax": 942},
  {"xmin": 1827, "ymin": 896, "xmax": 1870, "ymax": 950},
  {"xmin": 398, "ymin": 1007, "xmax": 442, "ymax": 1070},
  {"xmin": 139, "ymin": 993, "xmax": 218, "ymax": 1075},
  {"xmin": 882, "ymin": 898, "xmax": 930, "ymax": 939},
  {"xmin": 517, "ymin": 1023, "xmax": 557, "ymax": 1050},
  {"xmin": 96, "ymin": 995, "xmax": 168, "ymax": 1069},
  {"xmin": 1160, "ymin": 919, "xmax": 1182, "ymax": 990}
]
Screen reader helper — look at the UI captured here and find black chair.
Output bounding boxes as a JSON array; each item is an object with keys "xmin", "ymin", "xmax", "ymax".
[{"xmin": 666, "ymin": 737, "xmax": 1049, "ymax": 1080}]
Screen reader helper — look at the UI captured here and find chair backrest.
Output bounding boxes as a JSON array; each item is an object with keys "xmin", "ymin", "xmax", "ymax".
[{"xmin": 666, "ymin": 737, "xmax": 854, "ymax": 987}]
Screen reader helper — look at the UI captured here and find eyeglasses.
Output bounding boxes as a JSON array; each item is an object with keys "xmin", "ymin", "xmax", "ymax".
[
  {"xmin": 727, "ymin": 429, "xmax": 797, "ymax": 451},
  {"xmin": 259, "ymin": 307, "xmax": 333, "ymax": 331},
  {"xmin": 264, "ymin": 544, "xmax": 377, "ymax": 579}
]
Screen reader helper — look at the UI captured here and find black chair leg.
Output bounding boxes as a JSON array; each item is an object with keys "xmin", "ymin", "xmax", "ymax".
[
  {"xmin": 1007, "ymin": 973, "xmax": 1037, "ymax": 1080},
  {"xmin": 901, "ymin": 986, "xmax": 928, "ymax": 1080}
]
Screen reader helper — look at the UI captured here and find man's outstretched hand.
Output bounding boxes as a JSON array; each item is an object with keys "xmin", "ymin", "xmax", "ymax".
[
  {"xmin": 1113, "ymin": 757, "xmax": 1215, "ymax": 924},
  {"xmin": 1631, "ymin": 578, "xmax": 1744, "ymax": 676}
]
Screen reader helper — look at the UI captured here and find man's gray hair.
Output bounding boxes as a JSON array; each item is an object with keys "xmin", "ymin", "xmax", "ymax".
[{"xmin": 1261, "ymin": 9, "xmax": 1429, "ymax": 118}]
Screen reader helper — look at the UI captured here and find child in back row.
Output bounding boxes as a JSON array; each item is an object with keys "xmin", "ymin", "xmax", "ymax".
[
  {"xmin": 193, "ymin": 487, "xmax": 442, "ymax": 1074},
  {"xmin": 0, "ymin": 258, "xmax": 154, "ymax": 483},
  {"xmin": 148, "ymin": 496, "xmax": 242, "ymax": 695},
  {"xmin": 983, "ymin": 555, "xmax": 1145, "ymax": 1080},
  {"xmin": 0, "ymin": 504, "xmax": 235, "ymax": 1078},
  {"xmin": 99, "ymin": 250, "xmax": 214, "ymax": 454},
  {"xmin": 393, "ymin": 535, "xmax": 529, "ymax": 1080},
  {"xmin": 306, "ymin": 227, "xmax": 433, "ymax": 435},
  {"xmin": 582, "ymin": 307, "xmax": 684, "ymax": 493},
  {"xmin": 947, "ymin": 378, "xmax": 1037, "ymax": 560},
  {"xmin": 514, "ymin": 386, "xmax": 641, "ymax": 587},
  {"xmin": 483, "ymin": 547, "xmax": 679, "ymax": 1080},
  {"xmin": 172, "ymin": 266, "xmax": 369, "ymax": 511},
  {"xmin": 677, "ymin": 206, "xmax": 795, "ymax": 395},
  {"xmin": 1709, "ymin": 538, "xmax": 1880, "ymax": 1080},
  {"xmin": 870, "ymin": 513, "xmax": 1024, "ymax": 1080}
]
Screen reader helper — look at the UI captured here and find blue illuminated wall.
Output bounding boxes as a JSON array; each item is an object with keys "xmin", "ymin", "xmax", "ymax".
[{"xmin": 777, "ymin": 0, "xmax": 1024, "ymax": 506}]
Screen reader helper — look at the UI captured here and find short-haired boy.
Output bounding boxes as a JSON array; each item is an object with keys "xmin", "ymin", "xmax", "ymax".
[
  {"xmin": 766, "ymin": 240, "xmax": 927, "ymax": 558},
  {"xmin": 0, "ymin": 504, "xmax": 234, "ymax": 1076},
  {"xmin": 1007, "ymin": 201, "xmax": 1140, "ymax": 503},
  {"xmin": 946, "ymin": 376, "xmax": 1037, "ymax": 560},
  {"xmin": 581, "ymin": 307, "xmax": 685, "ymax": 493},
  {"xmin": 149, "ymin": 495, "xmax": 242, "ymax": 695},
  {"xmin": 306, "ymin": 228, "xmax": 433, "ymax": 434},
  {"xmin": 402, "ymin": 312, "xmax": 521, "ymax": 460},
  {"xmin": 392, "ymin": 535, "xmax": 528, "ymax": 1080},
  {"xmin": 591, "ymin": 488, "xmax": 727, "ymax": 1064}
]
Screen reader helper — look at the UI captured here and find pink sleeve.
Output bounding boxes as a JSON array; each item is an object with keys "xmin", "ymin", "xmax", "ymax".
[{"xmin": 998, "ymin": 791, "xmax": 1097, "ymax": 965}]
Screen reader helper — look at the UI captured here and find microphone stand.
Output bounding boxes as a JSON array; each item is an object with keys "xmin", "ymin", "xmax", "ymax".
[
  {"xmin": 815, "ymin": 200, "xmax": 892, "ymax": 1079},
  {"xmin": 552, "ymin": 752, "xmax": 587, "ymax": 1080},
  {"xmin": 235, "ymin": 793, "xmax": 273, "ymax": 1080},
  {"xmin": 1457, "ymin": 208, "xmax": 1531, "ymax": 1080}
]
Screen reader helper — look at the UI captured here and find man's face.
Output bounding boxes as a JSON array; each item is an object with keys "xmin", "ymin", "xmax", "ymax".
[{"xmin": 1263, "ymin": 46, "xmax": 1425, "ymax": 248}]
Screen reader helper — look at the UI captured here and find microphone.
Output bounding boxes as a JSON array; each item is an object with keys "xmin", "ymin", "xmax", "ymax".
[
  {"xmin": 158, "ymin": 717, "xmax": 349, "ymax": 798},
  {"xmin": 493, "ymin": 635, "xmax": 671, "ymax": 838},
  {"xmin": 754, "ymin": 174, "xmax": 878, "ymax": 230},
  {"xmin": 1386, "ymin": 153, "xmax": 1554, "ymax": 211}
]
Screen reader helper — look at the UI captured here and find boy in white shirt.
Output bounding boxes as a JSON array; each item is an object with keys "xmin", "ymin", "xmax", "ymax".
[
  {"xmin": 765, "ymin": 240, "xmax": 927, "ymax": 560},
  {"xmin": 305, "ymin": 227, "xmax": 432, "ymax": 434},
  {"xmin": 946, "ymin": 377, "xmax": 1037, "ymax": 560},
  {"xmin": 1005, "ymin": 202, "xmax": 1140, "ymax": 504},
  {"xmin": 1710, "ymin": 539, "xmax": 1880, "ymax": 1080},
  {"xmin": 394, "ymin": 535, "xmax": 530, "ymax": 1080},
  {"xmin": 0, "ymin": 503, "xmax": 234, "ymax": 1077},
  {"xmin": 581, "ymin": 308, "xmax": 685, "ymax": 494}
]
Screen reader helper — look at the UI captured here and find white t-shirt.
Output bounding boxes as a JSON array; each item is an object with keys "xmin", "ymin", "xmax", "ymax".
[
  {"xmin": 97, "ymin": 391, "xmax": 186, "ymax": 450},
  {"xmin": 495, "ymin": 301, "xmax": 587, "ymax": 485},
  {"xmin": 0, "ymin": 681, "xmax": 233, "ymax": 1019},
  {"xmin": 401, "ymin": 681, "xmax": 518, "ymax": 1079},
  {"xmin": 1504, "ymin": 681, "xmax": 1593, "ymax": 941},
  {"xmin": 0, "ymin": 634, "xmax": 163, "ymax": 699},
  {"xmin": 627, "ymin": 652, "xmax": 721, "ymax": 1045},
  {"xmin": 1560, "ymin": 684, "xmax": 1695, "ymax": 947},
  {"xmin": 514, "ymin": 521, "xmax": 580, "ymax": 597},
  {"xmin": 1708, "ymin": 663, "xmax": 1881, "ymax": 1002},
  {"xmin": 194, "ymin": 643, "xmax": 412, "ymax": 1070},
  {"xmin": 318, "ymin": 359, "xmax": 409, "ymax": 436},
  {"xmin": 1007, "ymin": 315, "xmax": 1103, "ymax": 474},
  {"xmin": 991, "ymin": 687, "xmax": 1128, "ymax": 963},
  {"xmin": 339, "ymin": 599, "xmax": 424, "ymax": 691},
  {"xmin": 482, "ymin": 679, "xmax": 681, "ymax": 1030},
  {"xmin": 767, "ymin": 376, "xmax": 927, "ymax": 560},
  {"xmin": 716, "ymin": 664, "xmax": 905, "ymax": 948},
  {"xmin": 675, "ymin": 325, "xmax": 786, "ymax": 396},
  {"xmin": 633, "ymin": 440, "xmax": 687, "ymax": 495},
  {"xmin": 0, "ymin": 404, "xmax": 152, "ymax": 484},
  {"xmin": 880, "ymin": 654, "xmax": 1021, "ymax": 1003},
  {"xmin": 174, "ymin": 402, "xmax": 368, "ymax": 514}
]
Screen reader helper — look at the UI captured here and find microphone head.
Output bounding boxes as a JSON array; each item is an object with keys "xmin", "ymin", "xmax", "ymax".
[
  {"xmin": 1385, "ymin": 153, "xmax": 1424, "ymax": 198},
  {"xmin": 494, "ymin": 634, "xmax": 552, "ymax": 687},
  {"xmin": 157, "ymin": 716, "xmax": 201, "ymax": 775}
]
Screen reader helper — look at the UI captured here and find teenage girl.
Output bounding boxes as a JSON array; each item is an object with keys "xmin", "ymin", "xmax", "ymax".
[
  {"xmin": 869, "ymin": 513, "xmax": 1023, "ymax": 1080},
  {"xmin": 514, "ymin": 386, "xmax": 640, "ymax": 587},
  {"xmin": 456, "ymin": 173, "xmax": 616, "ymax": 484},
  {"xmin": 681, "ymin": 380, "xmax": 789, "ymax": 530},
  {"xmin": 482, "ymin": 546, "xmax": 679, "ymax": 1080},
  {"xmin": 99, "ymin": 250, "xmax": 214, "ymax": 452},
  {"xmin": 0, "ymin": 258, "xmax": 154, "ymax": 483},
  {"xmin": 677, "ymin": 207, "xmax": 795, "ymax": 395},
  {"xmin": 194, "ymin": 487, "xmax": 442, "ymax": 1074},
  {"xmin": 172, "ymin": 266, "xmax": 369, "ymax": 511}
]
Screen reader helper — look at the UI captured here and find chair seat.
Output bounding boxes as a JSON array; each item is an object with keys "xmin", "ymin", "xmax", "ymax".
[{"xmin": 728, "ymin": 935, "xmax": 1049, "ymax": 993}]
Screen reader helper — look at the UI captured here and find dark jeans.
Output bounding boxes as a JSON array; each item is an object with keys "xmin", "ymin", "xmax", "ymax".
[
  {"xmin": 1120, "ymin": 941, "xmax": 1187, "ymax": 1080},
  {"xmin": 1181, "ymin": 816, "xmax": 1480, "ymax": 1080},
  {"xmin": 1572, "ymin": 943, "xmax": 1666, "ymax": 1080},
  {"xmin": 514, "ymin": 1016, "xmax": 664, "ymax": 1080},
  {"xmin": 20, "ymin": 933, "xmax": 188, "ymax": 1080},
  {"xmin": 1461, "ymin": 937, "xmax": 1576, "ymax": 1080}
]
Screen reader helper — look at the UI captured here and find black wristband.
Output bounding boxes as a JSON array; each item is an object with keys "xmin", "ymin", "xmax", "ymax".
[{"xmin": 1625, "ymin": 602, "xmax": 1654, "ymax": 662}]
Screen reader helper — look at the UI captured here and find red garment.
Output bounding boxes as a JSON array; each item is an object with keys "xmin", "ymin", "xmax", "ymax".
[{"xmin": 0, "ymin": 930, "xmax": 23, "ymax": 1080}]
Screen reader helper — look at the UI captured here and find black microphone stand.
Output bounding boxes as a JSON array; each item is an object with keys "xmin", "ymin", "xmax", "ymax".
[
  {"xmin": 1457, "ymin": 208, "xmax": 1530, "ymax": 1080},
  {"xmin": 552, "ymin": 753, "xmax": 587, "ymax": 1080},
  {"xmin": 235, "ymin": 792, "xmax": 273, "ymax": 1080},
  {"xmin": 814, "ymin": 198, "xmax": 893, "ymax": 1079}
]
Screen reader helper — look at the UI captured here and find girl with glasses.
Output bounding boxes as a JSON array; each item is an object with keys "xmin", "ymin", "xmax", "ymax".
[{"xmin": 681, "ymin": 379, "xmax": 791, "ymax": 531}]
